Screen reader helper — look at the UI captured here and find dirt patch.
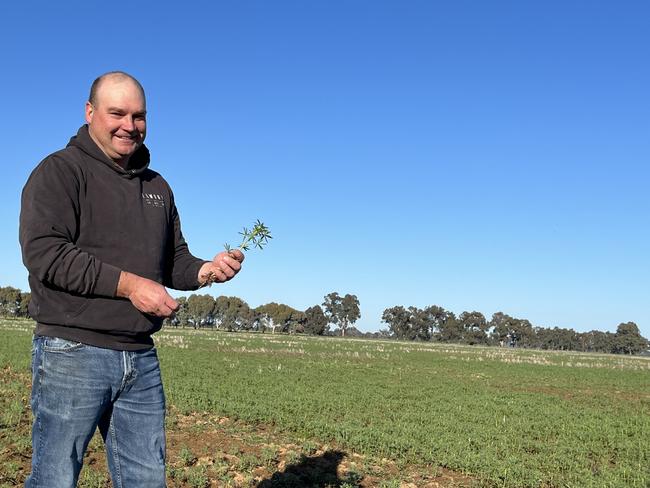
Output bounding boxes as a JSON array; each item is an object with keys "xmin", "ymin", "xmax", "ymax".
[
  {"xmin": 1, "ymin": 393, "xmax": 477, "ymax": 488},
  {"xmin": 162, "ymin": 409, "xmax": 478, "ymax": 487}
]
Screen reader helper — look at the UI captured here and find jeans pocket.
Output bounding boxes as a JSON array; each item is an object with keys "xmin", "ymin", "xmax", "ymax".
[{"xmin": 42, "ymin": 336, "xmax": 85, "ymax": 353}]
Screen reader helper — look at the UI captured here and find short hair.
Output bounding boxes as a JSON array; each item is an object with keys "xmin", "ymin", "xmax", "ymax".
[{"xmin": 88, "ymin": 71, "xmax": 146, "ymax": 106}]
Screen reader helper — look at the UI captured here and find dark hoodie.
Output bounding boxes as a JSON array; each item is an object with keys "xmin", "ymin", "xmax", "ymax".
[{"xmin": 19, "ymin": 125, "xmax": 207, "ymax": 350}]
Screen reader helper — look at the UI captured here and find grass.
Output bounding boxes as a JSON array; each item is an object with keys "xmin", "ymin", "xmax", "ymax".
[{"xmin": 0, "ymin": 318, "xmax": 648, "ymax": 487}]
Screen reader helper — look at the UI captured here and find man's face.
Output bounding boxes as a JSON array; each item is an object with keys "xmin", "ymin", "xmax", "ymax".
[{"xmin": 85, "ymin": 78, "xmax": 147, "ymax": 166}]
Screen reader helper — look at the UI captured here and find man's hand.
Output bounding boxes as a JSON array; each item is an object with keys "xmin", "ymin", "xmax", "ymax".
[
  {"xmin": 198, "ymin": 249, "xmax": 245, "ymax": 286},
  {"xmin": 117, "ymin": 271, "xmax": 179, "ymax": 317}
]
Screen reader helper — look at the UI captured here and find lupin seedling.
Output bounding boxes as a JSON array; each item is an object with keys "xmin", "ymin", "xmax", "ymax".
[
  {"xmin": 201, "ymin": 220, "xmax": 272, "ymax": 288},
  {"xmin": 224, "ymin": 219, "xmax": 272, "ymax": 252}
]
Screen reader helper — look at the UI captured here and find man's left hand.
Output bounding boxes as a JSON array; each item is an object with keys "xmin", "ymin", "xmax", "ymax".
[{"xmin": 198, "ymin": 249, "xmax": 245, "ymax": 286}]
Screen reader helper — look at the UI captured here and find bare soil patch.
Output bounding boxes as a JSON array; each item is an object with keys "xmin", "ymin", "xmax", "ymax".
[{"xmin": 1, "ymin": 390, "xmax": 477, "ymax": 487}]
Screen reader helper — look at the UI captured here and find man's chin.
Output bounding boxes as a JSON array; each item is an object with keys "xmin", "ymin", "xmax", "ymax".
[{"xmin": 114, "ymin": 145, "xmax": 141, "ymax": 158}]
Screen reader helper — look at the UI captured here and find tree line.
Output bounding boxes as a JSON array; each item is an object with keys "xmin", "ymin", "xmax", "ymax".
[
  {"xmin": 1, "ymin": 285, "xmax": 647, "ymax": 355},
  {"xmin": 381, "ymin": 305, "xmax": 648, "ymax": 355},
  {"xmin": 163, "ymin": 291, "xmax": 361, "ymax": 337},
  {"xmin": 0, "ymin": 286, "xmax": 31, "ymax": 317}
]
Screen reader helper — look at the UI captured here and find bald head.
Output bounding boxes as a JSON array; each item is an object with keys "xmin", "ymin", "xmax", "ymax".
[{"xmin": 89, "ymin": 71, "xmax": 146, "ymax": 107}]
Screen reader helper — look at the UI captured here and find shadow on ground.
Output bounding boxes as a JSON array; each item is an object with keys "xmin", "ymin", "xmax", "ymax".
[{"xmin": 257, "ymin": 450, "xmax": 355, "ymax": 488}]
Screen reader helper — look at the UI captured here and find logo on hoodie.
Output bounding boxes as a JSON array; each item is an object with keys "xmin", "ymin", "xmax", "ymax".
[{"xmin": 142, "ymin": 192, "xmax": 165, "ymax": 208}]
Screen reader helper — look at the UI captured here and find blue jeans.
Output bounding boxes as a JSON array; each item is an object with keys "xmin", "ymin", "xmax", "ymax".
[{"xmin": 26, "ymin": 336, "xmax": 166, "ymax": 487}]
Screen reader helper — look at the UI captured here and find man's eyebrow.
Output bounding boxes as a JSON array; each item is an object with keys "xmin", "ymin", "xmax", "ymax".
[{"xmin": 106, "ymin": 107, "xmax": 147, "ymax": 115}]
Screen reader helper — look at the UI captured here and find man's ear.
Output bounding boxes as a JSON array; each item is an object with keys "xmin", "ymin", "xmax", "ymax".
[{"xmin": 85, "ymin": 101, "xmax": 94, "ymax": 124}]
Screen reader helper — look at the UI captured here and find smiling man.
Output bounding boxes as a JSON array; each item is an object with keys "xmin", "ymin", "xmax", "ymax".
[
  {"xmin": 87, "ymin": 73, "xmax": 147, "ymax": 165},
  {"xmin": 19, "ymin": 71, "xmax": 243, "ymax": 487}
]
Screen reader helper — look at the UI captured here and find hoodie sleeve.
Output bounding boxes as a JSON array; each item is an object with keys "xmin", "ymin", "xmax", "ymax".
[
  {"xmin": 19, "ymin": 156, "xmax": 122, "ymax": 297},
  {"xmin": 162, "ymin": 190, "xmax": 209, "ymax": 291}
]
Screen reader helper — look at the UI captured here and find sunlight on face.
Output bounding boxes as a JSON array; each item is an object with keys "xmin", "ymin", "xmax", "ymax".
[{"xmin": 86, "ymin": 76, "xmax": 147, "ymax": 166}]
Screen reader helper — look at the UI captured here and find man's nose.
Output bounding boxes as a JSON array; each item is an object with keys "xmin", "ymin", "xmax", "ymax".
[{"xmin": 122, "ymin": 116, "xmax": 136, "ymax": 132}]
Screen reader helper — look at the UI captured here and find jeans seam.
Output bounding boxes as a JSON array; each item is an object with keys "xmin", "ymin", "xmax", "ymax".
[
  {"xmin": 109, "ymin": 417, "xmax": 123, "ymax": 488},
  {"xmin": 130, "ymin": 352, "xmax": 138, "ymax": 386},
  {"xmin": 29, "ymin": 343, "xmax": 44, "ymax": 486}
]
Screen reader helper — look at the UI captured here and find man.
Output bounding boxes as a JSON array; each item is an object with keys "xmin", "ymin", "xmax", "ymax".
[{"xmin": 19, "ymin": 71, "xmax": 243, "ymax": 487}]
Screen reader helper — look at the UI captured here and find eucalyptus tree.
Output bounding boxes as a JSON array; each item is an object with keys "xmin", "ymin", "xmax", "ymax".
[
  {"xmin": 322, "ymin": 292, "xmax": 361, "ymax": 337},
  {"xmin": 489, "ymin": 312, "xmax": 517, "ymax": 345},
  {"xmin": 381, "ymin": 305, "xmax": 410, "ymax": 339},
  {"xmin": 304, "ymin": 305, "xmax": 328, "ymax": 335},
  {"xmin": 382, "ymin": 305, "xmax": 457, "ymax": 341},
  {"xmin": 165, "ymin": 296, "xmax": 189, "ymax": 328},
  {"xmin": 426, "ymin": 305, "xmax": 450, "ymax": 339},
  {"xmin": 255, "ymin": 302, "xmax": 303, "ymax": 334},
  {"xmin": 458, "ymin": 311, "xmax": 488, "ymax": 345},
  {"xmin": 18, "ymin": 292, "xmax": 31, "ymax": 317},
  {"xmin": 186, "ymin": 294, "xmax": 216, "ymax": 328},
  {"xmin": 213, "ymin": 296, "xmax": 252, "ymax": 331},
  {"xmin": 436, "ymin": 311, "xmax": 462, "ymax": 343},
  {"xmin": 0, "ymin": 286, "xmax": 22, "ymax": 316},
  {"xmin": 577, "ymin": 330, "xmax": 615, "ymax": 353},
  {"xmin": 612, "ymin": 322, "xmax": 647, "ymax": 355}
]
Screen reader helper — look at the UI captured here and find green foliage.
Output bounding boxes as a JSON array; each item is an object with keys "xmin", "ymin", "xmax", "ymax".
[
  {"xmin": 156, "ymin": 332, "xmax": 649, "ymax": 487},
  {"xmin": 260, "ymin": 446, "xmax": 278, "ymax": 467},
  {"xmin": 77, "ymin": 467, "xmax": 110, "ymax": 487},
  {"xmin": 224, "ymin": 219, "xmax": 272, "ymax": 252},
  {"xmin": 612, "ymin": 322, "xmax": 648, "ymax": 355},
  {"xmin": 186, "ymin": 294, "xmax": 216, "ymax": 328},
  {"xmin": 186, "ymin": 466, "xmax": 209, "ymax": 488},
  {"xmin": 0, "ymin": 400, "xmax": 24, "ymax": 429},
  {"xmin": 0, "ymin": 287, "xmax": 30, "ymax": 318},
  {"xmin": 2, "ymin": 280, "xmax": 648, "ymax": 355},
  {"xmin": 215, "ymin": 296, "xmax": 254, "ymax": 331},
  {"xmin": 383, "ymin": 305, "xmax": 456, "ymax": 342},
  {"xmin": 341, "ymin": 468, "xmax": 364, "ymax": 487},
  {"xmin": 304, "ymin": 305, "xmax": 328, "ymax": 335},
  {"xmin": 179, "ymin": 445, "xmax": 197, "ymax": 466},
  {"xmin": 381, "ymin": 303, "xmax": 649, "ymax": 355},
  {"xmin": 322, "ymin": 292, "xmax": 360, "ymax": 337},
  {"xmin": 255, "ymin": 302, "xmax": 304, "ymax": 334},
  {"xmin": 378, "ymin": 481, "xmax": 401, "ymax": 488},
  {"xmin": 458, "ymin": 311, "xmax": 489, "ymax": 345},
  {"xmin": 489, "ymin": 313, "xmax": 536, "ymax": 348},
  {"xmin": 1, "ymin": 322, "xmax": 650, "ymax": 487}
]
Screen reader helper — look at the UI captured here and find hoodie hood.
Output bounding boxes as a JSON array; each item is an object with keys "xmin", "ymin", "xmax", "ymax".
[{"xmin": 66, "ymin": 124, "xmax": 150, "ymax": 178}]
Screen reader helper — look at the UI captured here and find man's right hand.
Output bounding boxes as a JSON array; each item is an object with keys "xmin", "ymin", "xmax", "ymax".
[{"xmin": 116, "ymin": 271, "xmax": 179, "ymax": 317}]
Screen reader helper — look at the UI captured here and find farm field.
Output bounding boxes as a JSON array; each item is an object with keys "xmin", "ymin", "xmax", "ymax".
[{"xmin": 0, "ymin": 318, "xmax": 648, "ymax": 487}]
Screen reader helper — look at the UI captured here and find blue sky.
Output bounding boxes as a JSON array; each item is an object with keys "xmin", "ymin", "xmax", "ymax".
[{"xmin": 1, "ymin": 1, "xmax": 648, "ymax": 337}]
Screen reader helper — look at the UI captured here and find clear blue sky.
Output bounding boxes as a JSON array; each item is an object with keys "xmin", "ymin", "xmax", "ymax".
[{"xmin": 1, "ymin": 1, "xmax": 648, "ymax": 337}]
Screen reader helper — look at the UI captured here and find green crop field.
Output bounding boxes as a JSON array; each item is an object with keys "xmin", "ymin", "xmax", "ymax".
[{"xmin": 0, "ymin": 318, "xmax": 648, "ymax": 487}]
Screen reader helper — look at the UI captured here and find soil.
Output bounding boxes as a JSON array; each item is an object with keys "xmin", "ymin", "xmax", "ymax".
[{"xmin": 2, "ymin": 405, "xmax": 478, "ymax": 487}]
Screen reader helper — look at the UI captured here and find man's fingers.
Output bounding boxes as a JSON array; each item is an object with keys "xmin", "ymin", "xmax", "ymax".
[
  {"xmin": 226, "ymin": 258, "xmax": 241, "ymax": 272},
  {"xmin": 216, "ymin": 268, "xmax": 230, "ymax": 281},
  {"xmin": 165, "ymin": 296, "xmax": 180, "ymax": 312},
  {"xmin": 157, "ymin": 305, "xmax": 174, "ymax": 318},
  {"xmin": 201, "ymin": 250, "xmax": 245, "ymax": 286},
  {"xmin": 207, "ymin": 266, "xmax": 228, "ymax": 283},
  {"xmin": 221, "ymin": 265, "xmax": 236, "ymax": 279},
  {"xmin": 229, "ymin": 249, "xmax": 245, "ymax": 263},
  {"xmin": 219, "ymin": 254, "xmax": 241, "ymax": 271}
]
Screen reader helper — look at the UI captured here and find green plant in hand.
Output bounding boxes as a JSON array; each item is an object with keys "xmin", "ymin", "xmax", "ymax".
[
  {"xmin": 224, "ymin": 219, "xmax": 272, "ymax": 252},
  {"xmin": 201, "ymin": 220, "xmax": 271, "ymax": 288}
]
